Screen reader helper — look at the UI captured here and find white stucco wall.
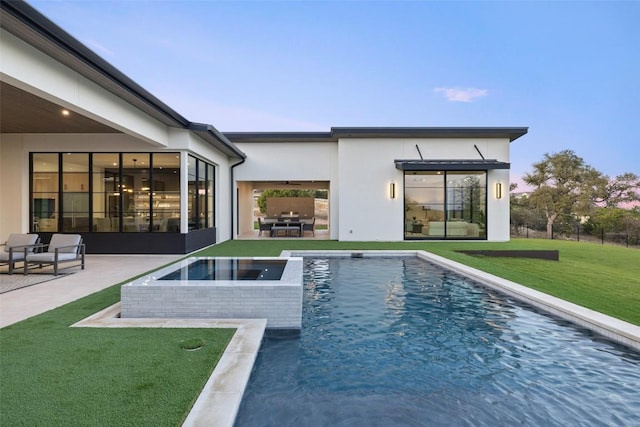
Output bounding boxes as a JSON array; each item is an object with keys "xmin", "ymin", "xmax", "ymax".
[
  {"xmin": 236, "ymin": 182, "xmax": 255, "ymax": 236},
  {"xmin": 486, "ymin": 169, "xmax": 511, "ymax": 241},
  {"xmin": 337, "ymin": 137, "xmax": 512, "ymax": 241},
  {"xmin": 337, "ymin": 138, "xmax": 402, "ymax": 241},
  {"xmin": 0, "ymin": 135, "xmax": 29, "ymax": 242},
  {"xmin": 233, "ymin": 142, "xmax": 339, "ymax": 239}
]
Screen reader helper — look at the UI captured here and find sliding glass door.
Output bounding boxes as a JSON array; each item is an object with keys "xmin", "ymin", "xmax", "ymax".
[{"xmin": 404, "ymin": 171, "xmax": 486, "ymax": 239}]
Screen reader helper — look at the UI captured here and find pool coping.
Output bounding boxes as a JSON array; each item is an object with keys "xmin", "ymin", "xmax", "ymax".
[{"xmin": 72, "ymin": 249, "xmax": 640, "ymax": 427}]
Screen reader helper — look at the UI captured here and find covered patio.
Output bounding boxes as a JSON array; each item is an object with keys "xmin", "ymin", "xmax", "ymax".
[{"xmin": 235, "ymin": 180, "xmax": 330, "ymax": 240}]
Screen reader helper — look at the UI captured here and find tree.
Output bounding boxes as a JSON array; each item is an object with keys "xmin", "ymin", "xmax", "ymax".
[
  {"xmin": 595, "ymin": 172, "xmax": 640, "ymax": 207},
  {"xmin": 523, "ymin": 150, "xmax": 606, "ymax": 238},
  {"xmin": 584, "ymin": 206, "xmax": 640, "ymax": 245}
]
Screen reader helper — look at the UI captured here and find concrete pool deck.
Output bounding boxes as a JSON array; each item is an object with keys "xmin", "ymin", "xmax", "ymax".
[{"xmin": 2, "ymin": 250, "xmax": 640, "ymax": 426}]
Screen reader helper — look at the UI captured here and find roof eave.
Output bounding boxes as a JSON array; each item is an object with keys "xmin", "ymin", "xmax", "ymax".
[
  {"xmin": 224, "ymin": 127, "xmax": 529, "ymax": 143},
  {"xmin": 189, "ymin": 123, "xmax": 246, "ymax": 159},
  {"xmin": 333, "ymin": 127, "xmax": 528, "ymax": 142},
  {"xmin": 224, "ymin": 132, "xmax": 334, "ymax": 143}
]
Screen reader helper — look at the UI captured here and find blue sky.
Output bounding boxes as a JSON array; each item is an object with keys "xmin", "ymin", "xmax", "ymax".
[{"xmin": 29, "ymin": 0, "xmax": 639, "ymax": 183}]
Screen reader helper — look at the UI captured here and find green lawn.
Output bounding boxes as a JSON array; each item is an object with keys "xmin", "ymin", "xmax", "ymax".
[{"xmin": 1, "ymin": 238, "xmax": 638, "ymax": 425}]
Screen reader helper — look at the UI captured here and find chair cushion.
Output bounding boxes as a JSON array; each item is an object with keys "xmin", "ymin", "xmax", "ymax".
[
  {"xmin": 48, "ymin": 234, "xmax": 82, "ymax": 253},
  {"xmin": 27, "ymin": 252, "xmax": 79, "ymax": 262},
  {"xmin": 0, "ymin": 251, "xmax": 26, "ymax": 261},
  {"xmin": 4, "ymin": 234, "xmax": 39, "ymax": 253}
]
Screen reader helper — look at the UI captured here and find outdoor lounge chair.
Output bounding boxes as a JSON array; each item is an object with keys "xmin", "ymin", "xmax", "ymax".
[
  {"xmin": 0, "ymin": 233, "xmax": 40, "ymax": 274},
  {"xmin": 24, "ymin": 233, "xmax": 85, "ymax": 276}
]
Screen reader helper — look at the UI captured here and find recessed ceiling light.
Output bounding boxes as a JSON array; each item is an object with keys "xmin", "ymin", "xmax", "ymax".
[{"xmin": 61, "ymin": 109, "xmax": 70, "ymax": 116}]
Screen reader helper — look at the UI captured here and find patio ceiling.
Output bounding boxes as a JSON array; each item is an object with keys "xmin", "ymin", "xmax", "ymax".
[{"xmin": 0, "ymin": 81, "xmax": 119, "ymax": 134}]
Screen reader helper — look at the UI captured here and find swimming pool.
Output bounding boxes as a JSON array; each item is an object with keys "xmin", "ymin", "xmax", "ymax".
[{"xmin": 235, "ymin": 256, "xmax": 640, "ymax": 426}]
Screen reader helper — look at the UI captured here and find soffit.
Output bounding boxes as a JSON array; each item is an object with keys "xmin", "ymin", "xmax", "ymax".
[{"xmin": 0, "ymin": 81, "xmax": 120, "ymax": 133}]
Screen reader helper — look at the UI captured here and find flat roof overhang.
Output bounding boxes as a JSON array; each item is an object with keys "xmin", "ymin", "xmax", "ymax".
[
  {"xmin": 225, "ymin": 127, "xmax": 529, "ymax": 143},
  {"xmin": 189, "ymin": 123, "xmax": 246, "ymax": 159},
  {"xmin": 395, "ymin": 159, "xmax": 511, "ymax": 171}
]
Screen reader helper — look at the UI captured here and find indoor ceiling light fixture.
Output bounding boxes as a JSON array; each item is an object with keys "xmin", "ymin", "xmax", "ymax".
[{"xmin": 61, "ymin": 109, "xmax": 70, "ymax": 116}]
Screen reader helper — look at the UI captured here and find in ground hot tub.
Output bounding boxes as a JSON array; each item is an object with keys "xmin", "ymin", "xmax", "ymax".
[{"xmin": 120, "ymin": 257, "xmax": 303, "ymax": 329}]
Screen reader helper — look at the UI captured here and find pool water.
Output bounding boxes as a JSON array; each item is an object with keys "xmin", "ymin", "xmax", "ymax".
[
  {"xmin": 235, "ymin": 257, "xmax": 640, "ymax": 426},
  {"xmin": 158, "ymin": 258, "xmax": 287, "ymax": 281}
]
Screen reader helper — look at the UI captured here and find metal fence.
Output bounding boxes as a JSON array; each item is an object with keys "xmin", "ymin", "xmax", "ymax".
[{"xmin": 511, "ymin": 224, "xmax": 640, "ymax": 248}]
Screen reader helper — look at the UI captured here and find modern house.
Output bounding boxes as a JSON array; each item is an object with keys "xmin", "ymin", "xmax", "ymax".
[{"xmin": 0, "ymin": 0, "xmax": 527, "ymax": 254}]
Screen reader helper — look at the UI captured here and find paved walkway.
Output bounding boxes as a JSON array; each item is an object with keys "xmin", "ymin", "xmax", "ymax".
[{"xmin": 0, "ymin": 254, "xmax": 182, "ymax": 328}]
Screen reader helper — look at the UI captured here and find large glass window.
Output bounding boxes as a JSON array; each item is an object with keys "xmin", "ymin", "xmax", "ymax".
[
  {"xmin": 187, "ymin": 154, "xmax": 215, "ymax": 230},
  {"xmin": 32, "ymin": 153, "xmax": 59, "ymax": 232},
  {"xmin": 404, "ymin": 171, "xmax": 486, "ymax": 239},
  {"xmin": 62, "ymin": 153, "xmax": 90, "ymax": 232},
  {"xmin": 121, "ymin": 154, "xmax": 150, "ymax": 232},
  {"xmin": 207, "ymin": 164, "xmax": 215, "ymax": 228},
  {"xmin": 188, "ymin": 155, "xmax": 197, "ymax": 230},
  {"xmin": 30, "ymin": 152, "xmax": 186, "ymax": 234},
  {"xmin": 152, "ymin": 153, "xmax": 181, "ymax": 232},
  {"xmin": 92, "ymin": 153, "xmax": 120, "ymax": 231}
]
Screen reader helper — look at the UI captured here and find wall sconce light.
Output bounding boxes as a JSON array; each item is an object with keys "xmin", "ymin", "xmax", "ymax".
[
  {"xmin": 495, "ymin": 182, "xmax": 503, "ymax": 199},
  {"xmin": 389, "ymin": 182, "xmax": 396, "ymax": 199}
]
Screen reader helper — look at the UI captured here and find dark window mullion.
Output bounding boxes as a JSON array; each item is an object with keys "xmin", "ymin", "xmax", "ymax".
[
  {"xmin": 29, "ymin": 154, "xmax": 34, "ymax": 233},
  {"xmin": 213, "ymin": 165, "xmax": 216, "ymax": 228},
  {"xmin": 57, "ymin": 154, "xmax": 63, "ymax": 231},
  {"xmin": 443, "ymin": 171, "xmax": 448, "ymax": 239},
  {"xmin": 149, "ymin": 154, "xmax": 154, "ymax": 231},
  {"xmin": 118, "ymin": 153, "xmax": 123, "ymax": 232},
  {"xmin": 88, "ymin": 154, "xmax": 94, "ymax": 230},
  {"xmin": 205, "ymin": 162, "xmax": 210, "ymax": 227},
  {"xmin": 194, "ymin": 159, "xmax": 199, "ymax": 229}
]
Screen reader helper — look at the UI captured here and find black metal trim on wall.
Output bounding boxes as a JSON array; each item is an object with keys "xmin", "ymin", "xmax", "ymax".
[{"xmin": 37, "ymin": 228, "xmax": 217, "ymax": 254}]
